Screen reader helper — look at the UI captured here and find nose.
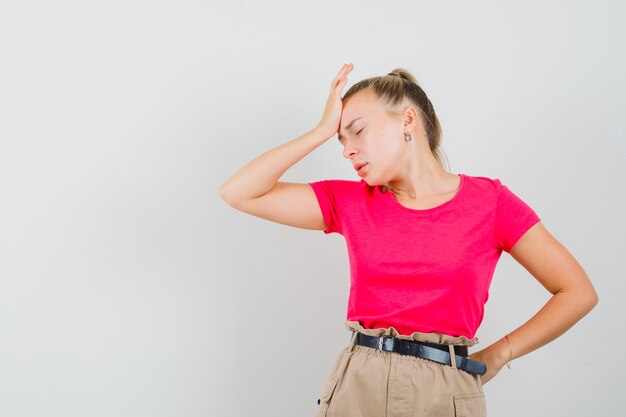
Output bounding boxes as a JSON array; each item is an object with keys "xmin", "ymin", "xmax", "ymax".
[{"xmin": 342, "ymin": 141, "xmax": 358, "ymax": 160}]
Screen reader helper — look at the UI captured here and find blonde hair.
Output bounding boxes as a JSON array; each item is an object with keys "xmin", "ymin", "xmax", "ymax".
[{"xmin": 342, "ymin": 68, "xmax": 449, "ymax": 172}]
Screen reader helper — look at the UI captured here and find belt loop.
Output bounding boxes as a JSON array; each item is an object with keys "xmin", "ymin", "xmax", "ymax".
[
  {"xmin": 348, "ymin": 330, "xmax": 358, "ymax": 351},
  {"xmin": 448, "ymin": 344, "xmax": 457, "ymax": 369}
]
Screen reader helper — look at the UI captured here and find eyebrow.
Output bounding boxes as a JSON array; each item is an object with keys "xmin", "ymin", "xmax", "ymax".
[{"xmin": 337, "ymin": 117, "xmax": 364, "ymax": 141}]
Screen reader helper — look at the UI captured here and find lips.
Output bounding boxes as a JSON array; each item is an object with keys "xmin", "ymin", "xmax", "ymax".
[
  {"xmin": 355, "ymin": 163, "xmax": 368, "ymax": 176},
  {"xmin": 354, "ymin": 162, "xmax": 368, "ymax": 171}
]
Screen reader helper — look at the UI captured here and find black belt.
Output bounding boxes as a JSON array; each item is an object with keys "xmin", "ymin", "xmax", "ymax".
[{"xmin": 354, "ymin": 333, "xmax": 487, "ymax": 376}]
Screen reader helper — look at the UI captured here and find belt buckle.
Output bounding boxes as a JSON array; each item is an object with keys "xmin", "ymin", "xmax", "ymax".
[
  {"xmin": 378, "ymin": 336, "xmax": 395, "ymax": 351},
  {"xmin": 378, "ymin": 336, "xmax": 385, "ymax": 350}
]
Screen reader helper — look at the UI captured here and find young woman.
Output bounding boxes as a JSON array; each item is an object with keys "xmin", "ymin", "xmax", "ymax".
[{"xmin": 219, "ymin": 63, "xmax": 599, "ymax": 417}]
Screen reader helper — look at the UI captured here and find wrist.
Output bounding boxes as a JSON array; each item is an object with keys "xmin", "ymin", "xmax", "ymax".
[
  {"xmin": 493, "ymin": 335, "xmax": 513, "ymax": 368},
  {"xmin": 313, "ymin": 124, "xmax": 336, "ymax": 141}
]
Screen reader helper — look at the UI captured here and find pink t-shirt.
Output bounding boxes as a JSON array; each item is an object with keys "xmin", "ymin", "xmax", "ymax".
[{"xmin": 308, "ymin": 173, "xmax": 541, "ymax": 340}]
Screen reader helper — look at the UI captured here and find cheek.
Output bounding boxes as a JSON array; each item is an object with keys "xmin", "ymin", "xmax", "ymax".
[{"xmin": 371, "ymin": 135, "xmax": 399, "ymax": 161}]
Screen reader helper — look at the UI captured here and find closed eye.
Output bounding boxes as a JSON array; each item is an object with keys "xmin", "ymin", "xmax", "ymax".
[{"xmin": 338, "ymin": 128, "xmax": 364, "ymax": 143}]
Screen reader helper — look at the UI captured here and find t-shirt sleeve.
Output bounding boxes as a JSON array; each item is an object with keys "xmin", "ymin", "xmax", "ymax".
[
  {"xmin": 307, "ymin": 180, "xmax": 343, "ymax": 235},
  {"xmin": 494, "ymin": 180, "xmax": 541, "ymax": 252}
]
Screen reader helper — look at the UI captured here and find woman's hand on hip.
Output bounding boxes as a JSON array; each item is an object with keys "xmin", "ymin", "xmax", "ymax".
[{"xmin": 468, "ymin": 343, "xmax": 509, "ymax": 385}]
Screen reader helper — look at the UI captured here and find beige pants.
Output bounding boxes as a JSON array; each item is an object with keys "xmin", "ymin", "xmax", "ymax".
[{"xmin": 315, "ymin": 321, "xmax": 487, "ymax": 417}]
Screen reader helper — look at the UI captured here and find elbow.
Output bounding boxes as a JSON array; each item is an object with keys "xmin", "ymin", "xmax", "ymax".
[
  {"xmin": 577, "ymin": 286, "xmax": 599, "ymax": 314},
  {"xmin": 587, "ymin": 288, "xmax": 599, "ymax": 309},
  {"xmin": 583, "ymin": 278, "xmax": 600, "ymax": 309},
  {"xmin": 556, "ymin": 283, "xmax": 599, "ymax": 313},
  {"xmin": 218, "ymin": 184, "xmax": 229, "ymax": 201},
  {"xmin": 219, "ymin": 184, "xmax": 238, "ymax": 207}
]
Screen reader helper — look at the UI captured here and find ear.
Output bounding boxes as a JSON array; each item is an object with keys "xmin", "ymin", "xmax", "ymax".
[{"xmin": 403, "ymin": 105, "xmax": 425, "ymax": 134}]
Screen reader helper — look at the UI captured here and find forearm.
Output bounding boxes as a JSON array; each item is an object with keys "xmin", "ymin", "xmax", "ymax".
[
  {"xmin": 219, "ymin": 126, "xmax": 330, "ymax": 204},
  {"xmin": 489, "ymin": 289, "xmax": 598, "ymax": 365}
]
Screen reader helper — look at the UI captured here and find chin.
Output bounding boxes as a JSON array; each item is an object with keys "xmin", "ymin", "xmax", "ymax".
[{"xmin": 362, "ymin": 177, "xmax": 383, "ymax": 187}]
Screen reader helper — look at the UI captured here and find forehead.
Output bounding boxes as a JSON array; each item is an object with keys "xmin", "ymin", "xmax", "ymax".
[
  {"xmin": 339, "ymin": 90, "xmax": 382, "ymax": 132},
  {"xmin": 341, "ymin": 89, "xmax": 379, "ymax": 120}
]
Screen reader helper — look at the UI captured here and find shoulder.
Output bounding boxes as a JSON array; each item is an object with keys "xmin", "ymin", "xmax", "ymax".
[
  {"xmin": 461, "ymin": 173, "xmax": 503, "ymax": 195},
  {"xmin": 308, "ymin": 178, "xmax": 371, "ymax": 195}
]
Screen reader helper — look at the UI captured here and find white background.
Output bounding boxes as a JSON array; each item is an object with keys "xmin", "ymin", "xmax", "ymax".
[{"xmin": 0, "ymin": 1, "xmax": 623, "ymax": 416}]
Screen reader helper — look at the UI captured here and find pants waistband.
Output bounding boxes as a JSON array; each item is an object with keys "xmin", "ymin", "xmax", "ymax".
[{"xmin": 351, "ymin": 332, "xmax": 487, "ymax": 376}]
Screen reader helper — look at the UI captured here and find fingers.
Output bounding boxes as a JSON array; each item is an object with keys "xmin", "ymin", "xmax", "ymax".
[
  {"xmin": 332, "ymin": 63, "xmax": 354, "ymax": 90},
  {"xmin": 337, "ymin": 63, "xmax": 353, "ymax": 77}
]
